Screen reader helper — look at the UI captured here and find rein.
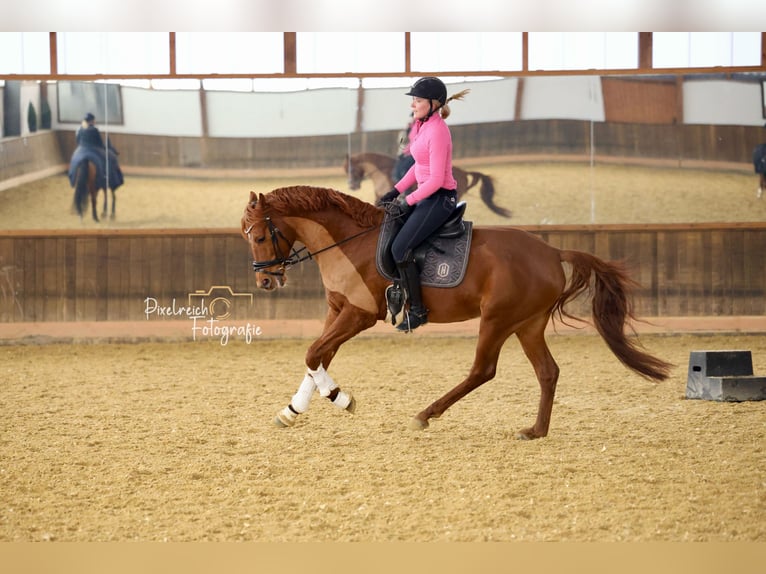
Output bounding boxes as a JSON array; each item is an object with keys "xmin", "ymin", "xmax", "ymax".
[{"xmin": 247, "ymin": 215, "xmax": 380, "ymax": 276}]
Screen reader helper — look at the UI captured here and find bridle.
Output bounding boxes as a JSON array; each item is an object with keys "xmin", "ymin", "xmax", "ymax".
[
  {"xmin": 244, "ymin": 216, "xmax": 301, "ymax": 279},
  {"xmin": 245, "ymin": 214, "xmax": 379, "ymax": 278}
]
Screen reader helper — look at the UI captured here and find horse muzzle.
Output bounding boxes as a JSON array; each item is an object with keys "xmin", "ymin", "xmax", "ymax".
[{"xmin": 256, "ymin": 270, "xmax": 286, "ymax": 291}]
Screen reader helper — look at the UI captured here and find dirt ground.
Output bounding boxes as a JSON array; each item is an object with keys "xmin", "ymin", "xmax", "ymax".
[
  {"xmin": 0, "ymin": 332, "xmax": 764, "ymax": 542},
  {"xmin": 0, "ymin": 160, "xmax": 763, "ymax": 230},
  {"xmin": 0, "ymin": 161, "xmax": 764, "ymax": 544}
]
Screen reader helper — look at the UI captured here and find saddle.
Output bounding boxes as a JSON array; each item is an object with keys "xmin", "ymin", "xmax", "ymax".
[{"xmin": 375, "ymin": 201, "xmax": 473, "ymax": 289}]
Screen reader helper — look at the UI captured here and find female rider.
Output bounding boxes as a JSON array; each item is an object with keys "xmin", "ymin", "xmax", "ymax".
[{"xmin": 378, "ymin": 77, "xmax": 469, "ymax": 332}]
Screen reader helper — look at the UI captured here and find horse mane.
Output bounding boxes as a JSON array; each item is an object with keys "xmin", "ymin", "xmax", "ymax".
[
  {"xmin": 352, "ymin": 152, "xmax": 394, "ymax": 165},
  {"xmin": 253, "ymin": 185, "xmax": 383, "ymax": 228}
]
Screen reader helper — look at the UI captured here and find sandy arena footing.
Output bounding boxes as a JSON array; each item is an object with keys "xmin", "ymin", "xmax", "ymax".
[{"xmin": 0, "ymin": 316, "xmax": 764, "ymax": 345}]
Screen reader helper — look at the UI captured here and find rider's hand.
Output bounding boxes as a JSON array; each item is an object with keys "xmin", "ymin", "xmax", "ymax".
[
  {"xmin": 376, "ymin": 189, "xmax": 399, "ymax": 207},
  {"xmin": 394, "ymin": 193, "xmax": 412, "ymax": 214}
]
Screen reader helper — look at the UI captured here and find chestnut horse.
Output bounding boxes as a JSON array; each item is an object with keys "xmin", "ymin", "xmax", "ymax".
[
  {"xmin": 343, "ymin": 152, "xmax": 512, "ymax": 218},
  {"xmin": 241, "ymin": 186, "xmax": 671, "ymax": 439},
  {"xmin": 72, "ymin": 159, "xmax": 117, "ymax": 222}
]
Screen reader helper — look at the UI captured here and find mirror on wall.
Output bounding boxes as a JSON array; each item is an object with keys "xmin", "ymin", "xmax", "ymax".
[{"xmin": 1, "ymin": 72, "xmax": 765, "ymax": 230}]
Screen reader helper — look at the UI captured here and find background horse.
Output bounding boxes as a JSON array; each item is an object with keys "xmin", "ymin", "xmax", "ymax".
[
  {"xmin": 753, "ymin": 143, "xmax": 766, "ymax": 199},
  {"xmin": 72, "ymin": 159, "xmax": 117, "ymax": 222},
  {"xmin": 343, "ymin": 152, "xmax": 512, "ymax": 218},
  {"xmin": 241, "ymin": 186, "xmax": 671, "ymax": 439}
]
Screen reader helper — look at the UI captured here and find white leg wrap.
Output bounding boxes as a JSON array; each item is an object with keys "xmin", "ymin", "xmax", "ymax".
[
  {"xmin": 291, "ymin": 372, "xmax": 316, "ymax": 414},
  {"xmin": 332, "ymin": 391, "xmax": 352, "ymax": 410},
  {"xmin": 275, "ymin": 406, "xmax": 298, "ymax": 427},
  {"xmin": 308, "ymin": 365, "xmax": 337, "ymax": 397}
]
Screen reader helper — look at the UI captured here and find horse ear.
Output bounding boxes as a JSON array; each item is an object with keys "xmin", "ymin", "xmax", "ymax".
[
  {"xmin": 248, "ymin": 190, "xmax": 257, "ymax": 204},
  {"xmin": 258, "ymin": 192, "xmax": 266, "ymax": 204}
]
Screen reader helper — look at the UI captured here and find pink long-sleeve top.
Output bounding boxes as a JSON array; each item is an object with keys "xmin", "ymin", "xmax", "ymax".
[{"xmin": 393, "ymin": 113, "xmax": 457, "ymax": 205}]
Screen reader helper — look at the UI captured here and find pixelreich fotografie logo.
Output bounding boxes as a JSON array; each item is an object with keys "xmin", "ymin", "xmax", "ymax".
[
  {"xmin": 144, "ymin": 285, "xmax": 261, "ymax": 344},
  {"xmin": 187, "ymin": 285, "xmax": 253, "ymax": 320}
]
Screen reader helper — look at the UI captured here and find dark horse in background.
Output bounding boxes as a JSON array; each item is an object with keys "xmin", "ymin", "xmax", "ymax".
[
  {"xmin": 343, "ymin": 152, "xmax": 512, "ymax": 218},
  {"xmin": 68, "ymin": 144, "xmax": 123, "ymax": 223},
  {"xmin": 241, "ymin": 186, "xmax": 672, "ymax": 439},
  {"xmin": 753, "ymin": 143, "xmax": 766, "ymax": 199},
  {"xmin": 71, "ymin": 159, "xmax": 118, "ymax": 222}
]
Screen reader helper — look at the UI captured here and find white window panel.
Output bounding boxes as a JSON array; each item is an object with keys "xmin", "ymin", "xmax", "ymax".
[
  {"xmin": 296, "ymin": 33, "xmax": 404, "ymax": 74},
  {"xmin": 0, "ymin": 32, "xmax": 50, "ymax": 74},
  {"xmin": 653, "ymin": 32, "xmax": 762, "ymax": 68},
  {"xmin": 176, "ymin": 33, "xmax": 283, "ymax": 74},
  {"xmin": 57, "ymin": 33, "xmax": 169, "ymax": 75},
  {"xmin": 528, "ymin": 33, "xmax": 638, "ymax": 71},
  {"xmin": 411, "ymin": 33, "xmax": 522, "ymax": 72}
]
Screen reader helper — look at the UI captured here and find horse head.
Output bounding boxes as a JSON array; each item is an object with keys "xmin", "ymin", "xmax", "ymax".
[
  {"xmin": 241, "ymin": 191, "xmax": 297, "ymax": 291},
  {"xmin": 343, "ymin": 154, "xmax": 364, "ymax": 191}
]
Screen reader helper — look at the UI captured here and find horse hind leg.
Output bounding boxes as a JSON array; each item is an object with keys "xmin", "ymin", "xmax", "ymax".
[
  {"xmin": 514, "ymin": 316, "xmax": 560, "ymax": 440},
  {"xmin": 91, "ymin": 191, "xmax": 100, "ymax": 222}
]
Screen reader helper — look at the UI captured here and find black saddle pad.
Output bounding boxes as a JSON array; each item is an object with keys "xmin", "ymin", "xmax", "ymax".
[{"xmin": 376, "ymin": 208, "xmax": 473, "ymax": 289}]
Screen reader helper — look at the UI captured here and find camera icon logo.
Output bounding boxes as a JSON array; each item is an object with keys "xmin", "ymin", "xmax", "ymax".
[{"xmin": 188, "ymin": 285, "xmax": 253, "ymax": 320}]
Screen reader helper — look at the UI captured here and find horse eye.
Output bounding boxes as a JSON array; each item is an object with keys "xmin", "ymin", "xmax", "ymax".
[{"xmin": 255, "ymin": 236, "xmax": 266, "ymax": 244}]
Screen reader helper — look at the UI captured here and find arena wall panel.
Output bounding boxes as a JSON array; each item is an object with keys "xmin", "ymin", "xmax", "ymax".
[{"xmin": 1, "ymin": 224, "xmax": 764, "ymax": 324}]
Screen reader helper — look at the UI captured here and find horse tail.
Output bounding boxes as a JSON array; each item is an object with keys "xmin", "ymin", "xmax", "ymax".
[
  {"xmin": 73, "ymin": 160, "xmax": 90, "ymax": 216},
  {"xmin": 468, "ymin": 172, "xmax": 512, "ymax": 218},
  {"xmin": 554, "ymin": 250, "xmax": 673, "ymax": 382}
]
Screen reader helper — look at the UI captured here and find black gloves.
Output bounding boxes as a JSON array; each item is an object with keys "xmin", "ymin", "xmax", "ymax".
[
  {"xmin": 394, "ymin": 193, "xmax": 412, "ymax": 214},
  {"xmin": 376, "ymin": 188, "xmax": 399, "ymax": 207}
]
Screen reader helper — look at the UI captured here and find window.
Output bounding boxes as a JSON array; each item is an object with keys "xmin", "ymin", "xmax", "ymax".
[
  {"xmin": 528, "ymin": 33, "xmax": 638, "ymax": 71},
  {"xmin": 0, "ymin": 32, "xmax": 50, "ymax": 74},
  {"xmin": 411, "ymin": 33, "xmax": 523, "ymax": 72},
  {"xmin": 57, "ymin": 33, "xmax": 169, "ymax": 75},
  {"xmin": 175, "ymin": 33, "xmax": 284, "ymax": 74},
  {"xmin": 296, "ymin": 33, "xmax": 405, "ymax": 74},
  {"xmin": 653, "ymin": 32, "xmax": 762, "ymax": 68},
  {"xmin": 57, "ymin": 81, "xmax": 123, "ymax": 125}
]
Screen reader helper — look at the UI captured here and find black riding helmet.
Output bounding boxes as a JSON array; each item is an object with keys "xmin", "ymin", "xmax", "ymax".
[{"xmin": 405, "ymin": 76, "xmax": 448, "ymax": 105}]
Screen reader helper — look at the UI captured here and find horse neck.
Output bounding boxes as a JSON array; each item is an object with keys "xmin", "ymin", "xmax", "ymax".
[
  {"xmin": 283, "ymin": 212, "xmax": 372, "ymax": 254},
  {"xmin": 359, "ymin": 155, "xmax": 394, "ymax": 188}
]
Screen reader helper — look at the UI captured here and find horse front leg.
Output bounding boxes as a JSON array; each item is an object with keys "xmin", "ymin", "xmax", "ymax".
[
  {"xmin": 110, "ymin": 189, "xmax": 117, "ymax": 219},
  {"xmin": 274, "ymin": 301, "xmax": 378, "ymax": 428},
  {"xmin": 101, "ymin": 188, "xmax": 109, "ymax": 219}
]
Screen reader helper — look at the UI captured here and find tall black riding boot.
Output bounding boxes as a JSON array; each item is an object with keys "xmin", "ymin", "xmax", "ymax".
[{"xmin": 395, "ymin": 260, "xmax": 428, "ymax": 332}]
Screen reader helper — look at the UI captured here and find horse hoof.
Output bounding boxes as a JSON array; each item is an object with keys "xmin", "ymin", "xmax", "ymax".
[
  {"xmin": 516, "ymin": 428, "xmax": 543, "ymax": 440},
  {"xmin": 409, "ymin": 417, "xmax": 429, "ymax": 431},
  {"xmin": 274, "ymin": 407, "xmax": 298, "ymax": 428},
  {"xmin": 345, "ymin": 396, "xmax": 357, "ymax": 414}
]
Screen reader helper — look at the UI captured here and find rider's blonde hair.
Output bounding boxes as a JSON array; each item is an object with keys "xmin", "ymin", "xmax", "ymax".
[{"xmin": 439, "ymin": 89, "xmax": 470, "ymax": 120}]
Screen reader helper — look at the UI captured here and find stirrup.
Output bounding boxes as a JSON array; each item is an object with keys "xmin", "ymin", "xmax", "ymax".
[
  {"xmin": 385, "ymin": 283, "xmax": 404, "ymax": 325},
  {"xmin": 395, "ymin": 307, "xmax": 428, "ymax": 332}
]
